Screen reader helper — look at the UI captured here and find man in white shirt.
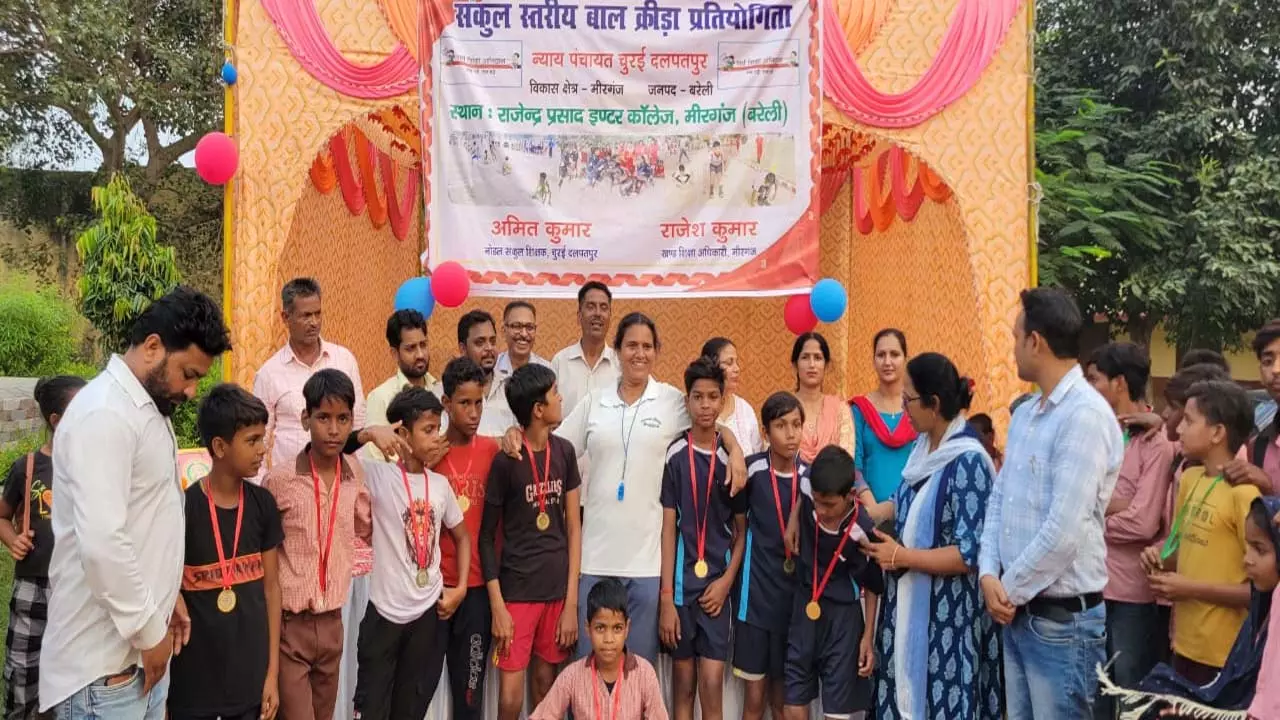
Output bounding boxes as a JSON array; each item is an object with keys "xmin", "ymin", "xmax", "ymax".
[
  {"xmin": 451, "ymin": 309, "xmax": 519, "ymax": 437},
  {"xmin": 364, "ymin": 309, "xmax": 437, "ymax": 459},
  {"xmin": 493, "ymin": 300, "xmax": 552, "ymax": 386},
  {"xmin": 253, "ymin": 277, "xmax": 365, "ymax": 472},
  {"xmin": 41, "ymin": 287, "xmax": 231, "ymax": 717},
  {"xmin": 550, "ymin": 281, "xmax": 618, "ymax": 415}
]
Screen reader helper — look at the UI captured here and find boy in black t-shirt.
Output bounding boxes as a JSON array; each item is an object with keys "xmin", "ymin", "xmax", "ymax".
[
  {"xmin": 169, "ymin": 384, "xmax": 284, "ymax": 720},
  {"xmin": 733, "ymin": 392, "xmax": 807, "ymax": 720},
  {"xmin": 0, "ymin": 375, "xmax": 85, "ymax": 720},
  {"xmin": 783, "ymin": 445, "xmax": 882, "ymax": 720},
  {"xmin": 480, "ymin": 363, "xmax": 582, "ymax": 720},
  {"xmin": 659, "ymin": 358, "xmax": 747, "ymax": 720}
]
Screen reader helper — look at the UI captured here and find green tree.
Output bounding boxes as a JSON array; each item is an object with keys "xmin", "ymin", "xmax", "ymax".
[
  {"xmin": 76, "ymin": 175, "xmax": 181, "ymax": 353},
  {"xmin": 0, "ymin": 0, "xmax": 222, "ymax": 180}
]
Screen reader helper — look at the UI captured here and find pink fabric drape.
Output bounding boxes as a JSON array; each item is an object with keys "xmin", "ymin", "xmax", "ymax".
[
  {"xmin": 261, "ymin": 0, "xmax": 416, "ymax": 98},
  {"xmin": 822, "ymin": 0, "xmax": 1024, "ymax": 128}
]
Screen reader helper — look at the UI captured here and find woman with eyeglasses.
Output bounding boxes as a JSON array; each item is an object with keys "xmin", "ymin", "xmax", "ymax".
[{"xmin": 702, "ymin": 337, "xmax": 764, "ymax": 454}]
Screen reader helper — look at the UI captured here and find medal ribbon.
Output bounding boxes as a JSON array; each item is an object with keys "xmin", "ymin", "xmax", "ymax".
[
  {"xmin": 399, "ymin": 463, "xmax": 431, "ymax": 570},
  {"xmin": 204, "ymin": 480, "xmax": 244, "ymax": 593},
  {"xmin": 310, "ymin": 455, "xmax": 343, "ymax": 596},
  {"xmin": 591, "ymin": 656, "xmax": 625, "ymax": 720},
  {"xmin": 810, "ymin": 503, "xmax": 860, "ymax": 607},
  {"xmin": 443, "ymin": 446, "xmax": 476, "ymax": 505},
  {"xmin": 524, "ymin": 438, "xmax": 552, "ymax": 516},
  {"xmin": 685, "ymin": 432, "xmax": 718, "ymax": 566},
  {"xmin": 768, "ymin": 458, "xmax": 797, "ymax": 563},
  {"xmin": 1160, "ymin": 473, "xmax": 1223, "ymax": 561}
]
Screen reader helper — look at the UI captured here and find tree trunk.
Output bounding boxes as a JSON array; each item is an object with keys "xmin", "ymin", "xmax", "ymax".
[{"xmin": 1125, "ymin": 313, "xmax": 1156, "ymax": 350}]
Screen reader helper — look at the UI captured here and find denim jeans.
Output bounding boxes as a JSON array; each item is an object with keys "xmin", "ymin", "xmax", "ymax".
[
  {"xmin": 54, "ymin": 667, "xmax": 168, "ymax": 720},
  {"xmin": 1004, "ymin": 602, "xmax": 1106, "ymax": 720},
  {"xmin": 576, "ymin": 575, "xmax": 660, "ymax": 664},
  {"xmin": 1094, "ymin": 601, "xmax": 1166, "ymax": 720}
]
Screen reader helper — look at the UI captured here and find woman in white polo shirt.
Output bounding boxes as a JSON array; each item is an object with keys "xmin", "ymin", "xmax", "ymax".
[{"xmin": 555, "ymin": 312, "xmax": 747, "ymax": 663}]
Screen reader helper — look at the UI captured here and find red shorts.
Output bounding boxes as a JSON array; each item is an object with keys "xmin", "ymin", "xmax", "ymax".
[{"xmin": 495, "ymin": 600, "xmax": 569, "ymax": 671}]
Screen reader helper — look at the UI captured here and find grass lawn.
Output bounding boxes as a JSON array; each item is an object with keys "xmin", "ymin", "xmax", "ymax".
[{"xmin": 0, "ymin": 552, "xmax": 11, "ymax": 699}]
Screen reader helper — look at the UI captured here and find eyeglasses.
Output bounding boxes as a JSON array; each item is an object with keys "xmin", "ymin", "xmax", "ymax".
[
  {"xmin": 505, "ymin": 322, "xmax": 537, "ymax": 333},
  {"xmin": 902, "ymin": 392, "xmax": 921, "ymax": 406}
]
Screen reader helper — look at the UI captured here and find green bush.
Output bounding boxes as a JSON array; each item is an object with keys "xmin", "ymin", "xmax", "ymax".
[
  {"xmin": 172, "ymin": 358, "xmax": 221, "ymax": 449},
  {"xmin": 0, "ymin": 276, "xmax": 81, "ymax": 377},
  {"xmin": 0, "ymin": 433, "xmax": 42, "ymax": 480}
]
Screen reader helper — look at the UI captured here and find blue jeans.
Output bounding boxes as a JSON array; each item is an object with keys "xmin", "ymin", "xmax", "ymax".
[
  {"xmin": 1004, "ymin": 602, "xmax": 1106, "ymax": 720},
  {"xmin": 54, "ymin": 667, "xmax": 168, "ymax": 720},
  {"xmin": 576, "ymin": 575, "xmax": 660, "ymax": 665},
  {"xmin": 1094, "ymin": 601, "xmax": 1166, "ymax": 720}
]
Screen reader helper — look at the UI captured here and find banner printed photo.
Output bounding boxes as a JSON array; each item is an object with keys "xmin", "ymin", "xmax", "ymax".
[{"xmin": 426, "ymin": 0, "xmax": 821, "ymax": 298}]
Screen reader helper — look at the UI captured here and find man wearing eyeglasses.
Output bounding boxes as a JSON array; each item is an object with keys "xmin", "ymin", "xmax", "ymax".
[{"xmin": 484, "ymin": 301, "xmax": 552, "ymax": 437}]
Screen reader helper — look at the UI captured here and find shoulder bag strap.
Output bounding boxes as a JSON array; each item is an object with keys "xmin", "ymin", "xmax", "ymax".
[{"xmin": 21, "ymin": 452, "xmax": 34, "ymax": 535}]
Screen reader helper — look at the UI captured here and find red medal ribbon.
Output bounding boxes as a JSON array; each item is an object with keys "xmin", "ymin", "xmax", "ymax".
[
  {"xmin": 310, "ymin": 454, "xmax": 342, "ymax": 597},
  {"xmin": 204, "ymin": 480, "xmax": 244, "ymax": 592},
  {"xmin": 811, "ymin": 503, "xmax": 860, "ymax": 606},
  {"xmin": 686, "ymin": 432, "xmax": 718, "ymax": 566},
  {"xmin": 524, "ymin": 438, "xmax": 552, "ymax": 516},
  {"xmin": 591, "ymin": 656, "xmax": 625, "ymax": 720},
  {"xmin": 768, "ymin": 458, "xmax": 797, "ymax": 562},
  {"xmin": 398, "ymin": 463, "xmax": 431, "ymax": 570}
]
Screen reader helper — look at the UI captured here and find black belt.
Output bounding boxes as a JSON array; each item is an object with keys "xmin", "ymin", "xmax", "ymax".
[{"xmin": 1023, "ymin": 592, "xmax": 1103, "ymax": 622}]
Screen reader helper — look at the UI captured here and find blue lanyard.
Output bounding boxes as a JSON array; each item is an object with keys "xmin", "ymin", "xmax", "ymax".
[{"xmin": 617, "ymin": 402, "xmax": 642, "ymax": 502}]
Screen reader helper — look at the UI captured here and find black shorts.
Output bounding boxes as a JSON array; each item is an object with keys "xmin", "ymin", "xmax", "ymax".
[
  {"xmin": 666, "ymin": 602, "xmax": 732, "ymax": 662},
  {"xmin": 784, "ymin": 597, "xmax": 871, "ymax": 717},
  {"xmin": 732, "ymin": 620, "xmax": 787, "ymax": 681}
]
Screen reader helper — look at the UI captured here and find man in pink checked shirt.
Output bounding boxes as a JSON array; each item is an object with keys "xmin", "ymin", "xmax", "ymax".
[{"xmin": 1085, "ymin": 342, "xmax": 1176, "ymax": 720}]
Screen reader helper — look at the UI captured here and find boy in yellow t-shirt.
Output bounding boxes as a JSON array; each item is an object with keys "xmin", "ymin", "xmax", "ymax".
[{"xmin": 1142, "ymin": 379, "xmax": 1258, "ymax": 683}]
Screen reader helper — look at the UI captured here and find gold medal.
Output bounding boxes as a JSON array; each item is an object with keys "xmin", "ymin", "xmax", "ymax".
[
  {"xmin": 783, "ymin": 557, "xmax": 796, "ymax": 575},
  {"xmin": 536, "ymin": 511, "xmax": 551, "ymax": 531},
  {"xmin": 694, "ymin": 559, "xmax": 709, "ymax": 578},
  {"xmin": 217, "ymin": 588, "xmax": 237, "ymax": 613},
  {"xmin": 458, "ymin": 495, "xmax": 471, "ymax": 513},
  {"xmin": 805, "ymin": 600, "xmax": 821, "ymax": 621},
  {"xmin": 416, "ymin": 568, "xmax": 429, "ymax": 588}
]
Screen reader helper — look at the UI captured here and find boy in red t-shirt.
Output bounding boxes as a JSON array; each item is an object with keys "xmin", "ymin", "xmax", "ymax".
[{"xmin": 435, "ymin": 357, "xmax": 500, "ymax": 720}]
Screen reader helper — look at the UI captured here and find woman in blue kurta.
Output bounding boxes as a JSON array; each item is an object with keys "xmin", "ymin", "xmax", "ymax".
[
  {"xmin": 860, "ymin": 352, "xmax": 1003, "ymax": 720},
  {"xmin": 851, "ymin": 329, "xmax": 916, "ymax": 507}
]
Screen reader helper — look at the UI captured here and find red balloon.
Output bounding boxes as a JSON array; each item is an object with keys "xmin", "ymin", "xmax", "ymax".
[
  {"xmin": 194, "ymin": 132, "xmax": 239, "ymax": 185},
  {"xmin": 431, "ymin": 261, "xmax": 471, "ymax": 307},
  {"xmin": 784, "ymin": 294, "xmax": 818, "ymax": 334}
]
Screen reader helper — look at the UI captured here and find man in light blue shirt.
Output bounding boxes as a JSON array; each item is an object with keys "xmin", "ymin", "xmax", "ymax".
[{"xmin": 978, "ymin": 288, "xmax": 1124, "ymax": 720}]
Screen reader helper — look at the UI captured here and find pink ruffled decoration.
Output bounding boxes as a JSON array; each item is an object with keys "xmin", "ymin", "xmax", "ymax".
[
  {"xmin": 822, "ymin": 0, "xmax": 1024, "ymax": 128},
  {"xmin": 261, "ymin": 0, "xmax": 417, "ymax": 99}
]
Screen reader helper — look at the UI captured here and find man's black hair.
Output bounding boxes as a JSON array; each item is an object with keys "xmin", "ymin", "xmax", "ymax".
[
  {"xmin": 1253, "ymin": 320, "xmax": 1280, "ymax": 359},
  {"xmin": 127, "ymin": 285, "xmax": 232, "ymax": 356},
  {"xmin": 1180, "ymin": 348, "xmax": 1229, "ymax": 371},
  {"xmin": 505, "ymin": 363, "xmax": 557, "ymax": 428},
  {"xmin": 586, "ymin": 577, "xmax": 630, "ymax": 622},
  {"xmin": 387, "ymin": 386, "xmax": 444, "ymax": 430},
  {"xmin": 1019, "ymin": 287, "xmax": 1083, "ymax": 360},
  {"xmin": 1185, "ymin": 380, "xmax": 1255, "ymax": 453},
  {"xmin": 683, "ymin": 356, "xmax": 725, "ymax": 394},
  {"xmin": 198, "ymin": 383, "xmax": 269, "ymax": 453},
  {"xmin": 457, "ymin": 309, "xmax": 497, "ymax": 345},
  {"xmin": 282, "ymin": 277, "xmax": 321, "ymax": 312},
  {"xmin": 503, "ymin": 300, "xmax": 536, "ymax": 320},
  {"xmin": 442, "ymin": 356, "xmax": 487, "ymax": 398},
  {"xmin": 761, "ymin": 391, "xmax": 804, "ymax": 428},
  {"xmin": 1087, "ymin": 342, "xmax": 1151, "ymax": 401},
  {"xmin": 386, "ymin": 309, "xmax": 427, "ymax": 348},
  {"xmin": 302, "ymin": 368, "xmax": 355, "ymax": 414},
  {"xmin": 577, "ymin": 281, "xmax": 612, "ymax": 306},
  {"xmin": 809, "ymin": 445, "xmax": 856, "ymax": 496},
  {"xmin": 1165, "ymin": 364, "xmax": 1231, "ymax": 407}
]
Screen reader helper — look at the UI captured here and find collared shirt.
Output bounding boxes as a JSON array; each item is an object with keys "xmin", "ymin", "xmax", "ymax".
[
  {"xmin": 977, "ymin": 365, "xmax": 1123, "ymax": 606},
  {"xmin": 550, "ymin": 341, "xmax": 619, "ymax": 416},
  {"xmin": 363, "ymin": 369, "xmax": 438, "ymax": 460},
  {"xmin": 478, "ymin": 352, "xmax": 550, "ymax": 438},
  {"xmin": 555, "ymin": 378, "xmax": 690, "ymax": 577},
  {"xmin": 262, "ymin": 452, "xmax": 372, "ymax": 614},
  {"xmin": 41, "ymin": 356, "xmax": 185, "ymax": 710},
  {"xmin": 529, "ymin": 653, "xmax": 668, "ymax": 720},
  {"xmin": 1103, "ymin": 429, "xmax": 1176, "ymax": 604},
  {"xmin": 253, "ymin": 340, "xmax": 366, "ymax": 472}
]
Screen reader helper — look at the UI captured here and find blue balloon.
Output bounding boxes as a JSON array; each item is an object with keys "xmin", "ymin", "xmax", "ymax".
[
  {"xmin": 394, "ymin": 276, "xmax": 434, "ymax": 318},
  {"xmin": 220, "ymin": 61, "xmax": 238, "ymax": 86},
  {"xmin": 809, "ymin": 278, "xmax": 847, "ymax": 323}
]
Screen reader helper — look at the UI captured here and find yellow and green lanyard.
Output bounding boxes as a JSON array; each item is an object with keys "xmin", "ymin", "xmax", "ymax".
[{"xmin": 1160, "ymin": 473, "xmax": 1223, "ymax": 562}]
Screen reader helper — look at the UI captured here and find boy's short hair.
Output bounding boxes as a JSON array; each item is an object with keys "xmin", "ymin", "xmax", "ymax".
[
  {"xmin": 387, "ymin": 386, "xmax": 444, "ymax": 430},
  {"xmin": 1185, "ymin": 380, "xmax": 1254, "ymax": 453},
  {"xmin": 809, "ymin": 445, "xmax": 856, "ymax": 496},
  {"xmin": 1253, "ymin": 320, "xmax": 1280, "ymax": 359},
  {"xmin": 303, "ymin": 369, "xmax": 355, "ymax": 414},
  {"xmin": 1180, "ymin": 348, "xmax": 1229, "ymax": 371},
  {"xmin": 441, "ymin": 356, "xmax": 486, "ymax": 398},
  {"xmin": 1088, "ymin": 342, "xmax": 1151, "ymax": 401},
  {"xmin": 969, "ymin": 413, "xmax": 995, "ymax": 436},
  {"xmin": 761, "ymin": 391, "xmax": 804, "ymax": 428},
  {"xmin": 505, "ymin": 363, "xmax": 557, "ymax": 428},
  {"xmin": 1165, "ymin": 364, "xmax": 1231, "ymax": 407},
  {"xmin": 197, "ymin": 383, "xmax": 269, "ymax": 452},
  {"xmin": 587, "ymin": 577, "xmax": 629, "ymax": 622},
  {"xmin": 386, "ymin": 309, "xmax": 427, "ymax": 348},
  {"xmin": 683, "ymin": 356, "xmax": 725, "ymax": 394}
]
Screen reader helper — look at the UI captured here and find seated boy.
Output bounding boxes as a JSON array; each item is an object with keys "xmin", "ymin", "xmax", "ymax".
[
  {"xmin": 169, "ymin": 384, "xmax": 283, "ymax": 720},
  {"xmin": 480, "ymin": 364, "xmax": 582, "ymax": 720},
  {"xmin": 529, "ymin": 577, "xmax": 669, "ymax": 720},
  {"xmin": 659, "ymin": 359, "xmax": 747, "ymax": 720},
  {"xmin": 734, "ymin": 392, "xmax": 807, "ymax": 720},
  {"xmin": 1142, "ymin": 380, "xmax": 1260, "ymax": 685},
  {"xmin": 785, "ymin": 445, "xmax": 883, "ymax": 720}
]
